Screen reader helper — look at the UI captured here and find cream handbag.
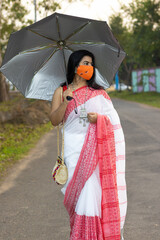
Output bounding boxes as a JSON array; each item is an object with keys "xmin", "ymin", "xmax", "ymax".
[{"xmin": 52, "ymin": 88, "xmax": 68, "ymax": 185}]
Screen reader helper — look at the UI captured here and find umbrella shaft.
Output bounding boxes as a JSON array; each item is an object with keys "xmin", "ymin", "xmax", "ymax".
[{"xmin": 34, "ymin": 0, "xmax": 37, "ymax": 22}]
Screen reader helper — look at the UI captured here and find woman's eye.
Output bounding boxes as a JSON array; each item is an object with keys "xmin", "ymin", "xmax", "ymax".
[{"xmin": 83, "ymin": 61, "xmax": 93, "ymax": 66}]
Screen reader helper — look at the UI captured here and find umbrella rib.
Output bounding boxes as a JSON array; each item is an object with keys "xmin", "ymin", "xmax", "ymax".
[
  {"xmin": 56, "ymin": 15, "xmax": 70, "ymax": 87},
  {"xmin": 33, "ymin": 48, "xmax": 59, "ymax": 75},
  {"xmin": 64, "ymin": 21, "xmax": 91, "ymax": 41},
  {"xmin": 67, "ymin": 41, "xmax": 105, "ymax": 45},
  {"xmin": 56, "ymin": 15, "xmax": 62, "ymax": 41},
  {"xmin": 67, "ymin": 41, "xmax": 125, "ymax": 55},
  {"xmin": 28, "ymin": 28, "xmax": 57, "ymax": 43},
  {"xmin": 20, "ymin": 44, "xmax": 57, "ymax": 54}
]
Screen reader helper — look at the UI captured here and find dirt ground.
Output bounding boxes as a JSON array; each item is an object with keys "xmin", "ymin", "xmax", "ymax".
[{"xmin": 0, "ymin": 92, "xmax": 52, "ymax": 125}]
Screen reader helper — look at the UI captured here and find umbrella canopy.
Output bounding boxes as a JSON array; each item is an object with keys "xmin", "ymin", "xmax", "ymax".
[{"xmin": 0, "ymin": 12, "xmax": 126, "ymax": 101}]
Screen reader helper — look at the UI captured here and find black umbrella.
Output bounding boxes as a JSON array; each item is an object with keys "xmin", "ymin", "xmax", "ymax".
[{"xmin": 0, "ymin": 12, "xmax": 126, "ymax": 101}]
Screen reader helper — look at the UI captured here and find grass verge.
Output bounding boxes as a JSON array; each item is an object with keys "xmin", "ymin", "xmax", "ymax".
[
  {"xmin": 108, "ymin": 90, "xmax": 160, "ymax": 109},
  {"xmin": 0, "ymin": 122, "xmax": 53, "ymax": 181}
]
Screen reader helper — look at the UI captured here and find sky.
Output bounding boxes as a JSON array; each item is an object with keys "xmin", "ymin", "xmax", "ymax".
[
  {"xmin": 31, "ymin": 0, "xmax": 132, "ymax": 24},
  {"xmin": 56, "ymin": 0, "xmax": 132, "ymax": 23}
]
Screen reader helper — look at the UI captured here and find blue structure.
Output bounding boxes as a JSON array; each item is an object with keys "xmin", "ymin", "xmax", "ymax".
[{"xmin": 115, "ymin": 72, "xmax": 119, "ymax": 90}]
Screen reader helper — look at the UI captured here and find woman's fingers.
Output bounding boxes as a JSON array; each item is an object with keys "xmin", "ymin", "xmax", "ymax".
[{"xmin": 87, "ymin": 112, "xmax": 97, "ymax": 123}]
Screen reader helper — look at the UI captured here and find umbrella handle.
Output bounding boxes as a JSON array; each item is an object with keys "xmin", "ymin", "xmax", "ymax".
[{"xmin": 66, "ymin": 96, "xmax": 77, "ymax": 114}]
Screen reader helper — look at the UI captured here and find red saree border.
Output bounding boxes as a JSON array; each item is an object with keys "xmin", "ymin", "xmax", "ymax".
[
  {"xmin": 70, "ymin": 213, "xmax": 103, "ymax": 240},
  {"xmin": 97, "ymin": 114, "xmax": 121, "ymax": 239}
]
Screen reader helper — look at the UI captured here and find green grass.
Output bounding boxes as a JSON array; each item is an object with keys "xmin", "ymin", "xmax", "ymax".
[
  {"xmin": 0, "ymin": 122, "xmax": 53, "ymax": 180},
  {"xmin": 108, "ymin": 90, "xmax": 160, "ymax": 108}
]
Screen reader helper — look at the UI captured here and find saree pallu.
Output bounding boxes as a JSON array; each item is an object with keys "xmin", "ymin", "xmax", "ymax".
[{"xmin": 61, "ymin": 86, "xmax": 127, "ymax": 240}]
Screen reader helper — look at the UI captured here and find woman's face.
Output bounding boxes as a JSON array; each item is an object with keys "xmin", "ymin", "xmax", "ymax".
[{"xmin": 78, "ymin": 56, "xmax": 93, "ymax": 66}]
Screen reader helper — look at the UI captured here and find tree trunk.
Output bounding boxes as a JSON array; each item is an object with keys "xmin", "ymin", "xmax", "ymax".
[
  {"xmin": 0, "ymin": 0, "xmax": 9, "ymax": 102},
  {"xmin": 0, "ymin": 54, "xmax": 10, "ymax": 102},
  {"xmin": 0, "ymin": 73, "xmax": 10, "ymax": 102},
  {"xmin": 123, "ymin": 60, "xmax": 133, "ymax": 87}
]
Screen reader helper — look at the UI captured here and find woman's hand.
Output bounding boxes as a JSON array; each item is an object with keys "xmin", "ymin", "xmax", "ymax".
[
  {"xmin": 87, "ymin": 112, "xmax": 98, "ymax": 123},
  {"xmin": 63, "ymin": 87, "xmax": 73, "ymax": 104}
]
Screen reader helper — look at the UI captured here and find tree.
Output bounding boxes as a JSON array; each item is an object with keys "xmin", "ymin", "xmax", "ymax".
[
  {"xmin": 109, "ymin": 14, "xmax": 134, "ymax": 86},
  {"xmin": 109, "ymin": 0, "xmax": 160, "ymax": 86},
  {"xmin": 121, "ymin": 0, "xmax": 160, "ymax": 68},
  {"xmin": 37, "ymin": 0, "xmax": 61, "ymax": 18},
  {"xmin": 0, "ymin": 0, "xmax": 31, "ymax": 102}
]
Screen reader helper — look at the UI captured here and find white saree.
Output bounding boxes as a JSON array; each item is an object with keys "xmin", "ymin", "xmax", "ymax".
[{"xmin": 61, "ymin": 86, "xmax": 127, "ymax": 240}]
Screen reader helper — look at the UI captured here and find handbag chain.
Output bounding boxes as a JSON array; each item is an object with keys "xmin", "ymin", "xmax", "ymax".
[{"xmin": 57, "ymin": 87, "xmax": 64, "ymax": 164}]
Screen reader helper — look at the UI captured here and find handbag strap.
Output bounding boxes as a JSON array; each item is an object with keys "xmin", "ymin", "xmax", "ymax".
[{"xmin": 57, "ymin": 87, "xmax": 64, "ymax": 164}]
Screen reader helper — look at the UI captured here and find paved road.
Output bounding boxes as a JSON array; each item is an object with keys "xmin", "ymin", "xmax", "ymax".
[{"xmin": 0, "ymin": 98, "xmax": 160, "ymax": 240}]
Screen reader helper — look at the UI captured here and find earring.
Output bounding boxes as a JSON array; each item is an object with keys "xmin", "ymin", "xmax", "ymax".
[{"xmin": 75, "ymin": 68, "xmax": 77, "ymax": 73}]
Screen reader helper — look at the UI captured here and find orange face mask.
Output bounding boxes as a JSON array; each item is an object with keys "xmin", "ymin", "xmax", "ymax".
[{"xmin": 76, "ymin": 65, "xmax": 94, "ymax": 80}]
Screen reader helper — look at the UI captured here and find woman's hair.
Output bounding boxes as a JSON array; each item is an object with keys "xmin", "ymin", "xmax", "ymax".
[{"xmin": 61, "ymin": 50, "xmax": 104, "ymax": 89}]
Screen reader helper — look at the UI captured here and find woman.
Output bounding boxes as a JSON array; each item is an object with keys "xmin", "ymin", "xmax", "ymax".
[{"xmin": 50, "ymin": 50, "xmax": 127, "ymax": 240}]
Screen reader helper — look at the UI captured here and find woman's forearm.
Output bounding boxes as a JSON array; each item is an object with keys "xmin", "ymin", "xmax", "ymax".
[{"xmin": 50, "ymin": 101, "xmax": 68, "ymax": 126}]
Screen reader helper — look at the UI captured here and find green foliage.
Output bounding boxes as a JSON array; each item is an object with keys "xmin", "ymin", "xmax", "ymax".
[
  {"xmin": 0, "ymin": 0, "xmax": 33, "ymax": 56},
  {"xmin": 37, "ymin": 0, "xmax": 61, "ymax": 17},
  {"xmin": 121, "ymin": 0, "xmax": 160, "ymax": 68},
  {"xmin": 109, "ymin": 0, "xmax": 160, "ymax": 85},
  {"xmin": 109, "ymin": 14, "xmax": 134, "ymax": 85},
  {"xmin": 0, "ymin": 122, "xmax": 53, "ymax": 179}
]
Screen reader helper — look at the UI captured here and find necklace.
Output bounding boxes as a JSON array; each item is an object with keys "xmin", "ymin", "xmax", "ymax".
[{"xmin": 71, "ymin": 83, "xmax": 89, "ymax": 127}]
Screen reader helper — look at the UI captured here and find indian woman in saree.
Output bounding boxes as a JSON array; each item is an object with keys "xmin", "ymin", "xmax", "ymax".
[{"xmin": 50, "ymin": 50, "xmax": 127, "ymax": 240}]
